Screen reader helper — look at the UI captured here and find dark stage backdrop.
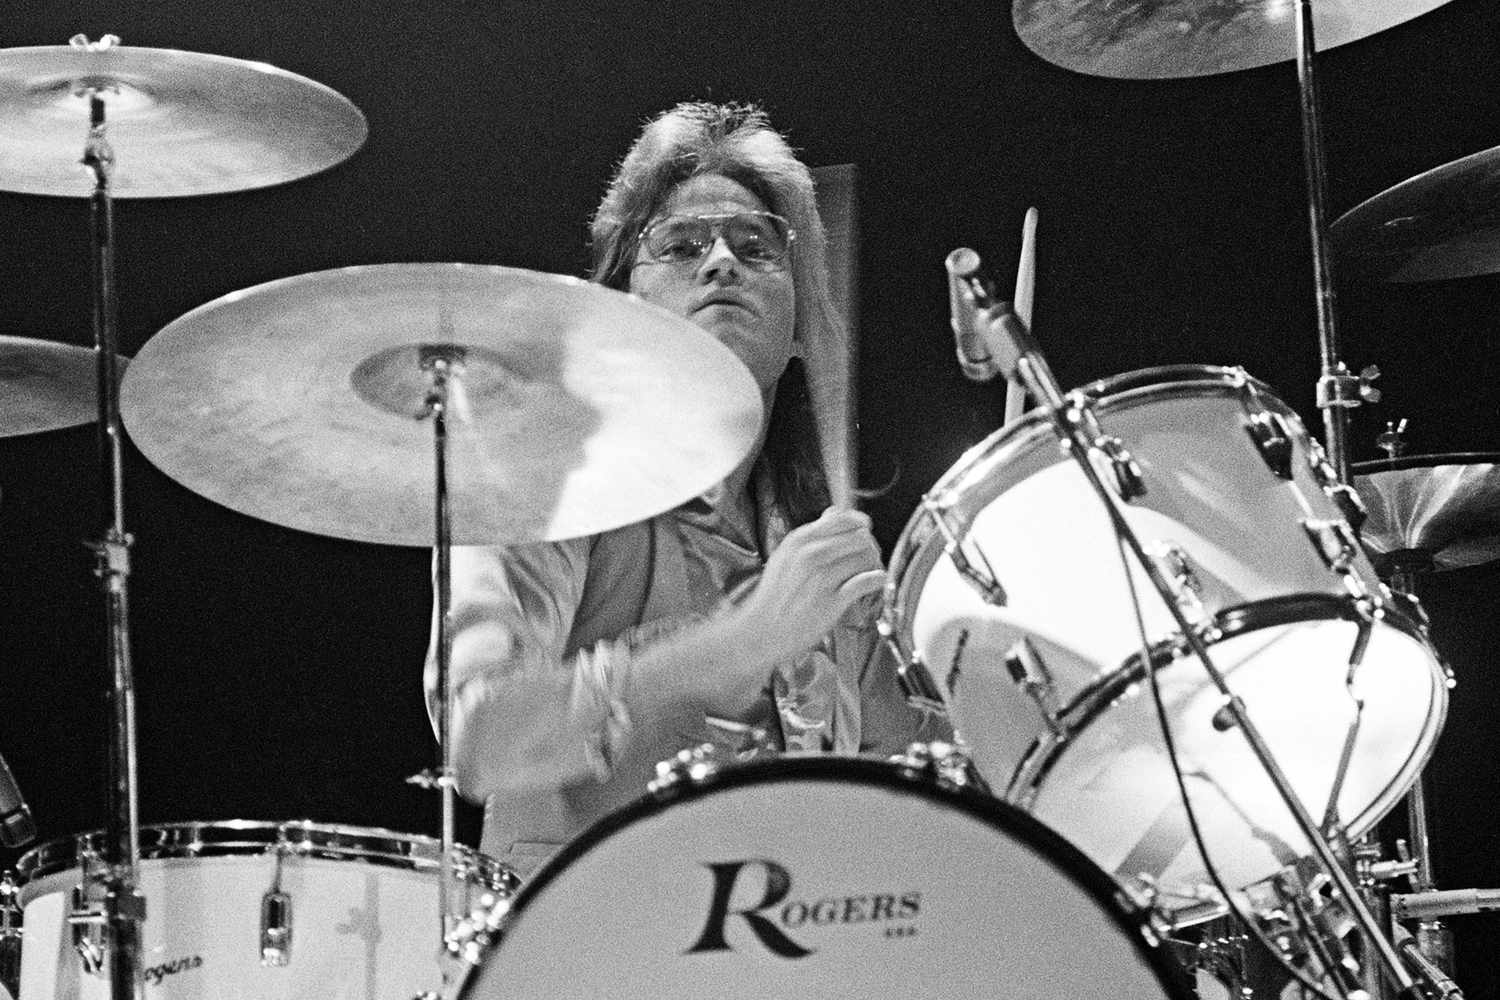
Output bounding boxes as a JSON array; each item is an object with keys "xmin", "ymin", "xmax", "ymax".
[{"xmin": 2, "ymin": 0, "xmax": 1499, "ymax": 992}]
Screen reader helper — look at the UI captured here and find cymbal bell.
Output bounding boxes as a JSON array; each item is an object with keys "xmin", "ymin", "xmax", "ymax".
[
  {"xmin": 1332, "ymin": 144, "xmax": 1500, "ymax": 283},
  {"xmin": 0, "ymin": 335, "xmax": 123, "ymax": 437},
  {"xmin": 119, "ymin": 263, "xmax": 763, "ymax": 546},
  {"xmin": 1352, "ymin": 454, "xmax": 1500, "ymax": 574},
  {"xmin": 0, "ymin": 40, "xmax": 367, "ymax": 197},
  {"xmin": 1013, "ymin": 0, "xmax": 1452, "ymax": 79}
]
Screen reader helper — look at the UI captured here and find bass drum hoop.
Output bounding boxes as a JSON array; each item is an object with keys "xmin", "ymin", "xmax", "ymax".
[
  {"xmin": 15, "ymin": 819, "xmax": 516, "ymax": 896},
  {"xmin": 473, "ymin": 755, "xmax": 1190, "ymax": 1000},
  {"xmin": 883, "ymin": 364, "xmax": 1286, "ymax": 671}
]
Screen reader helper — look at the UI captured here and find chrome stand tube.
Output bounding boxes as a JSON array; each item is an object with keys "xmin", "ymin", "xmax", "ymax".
[
  {"xmin": 1295, "ymin": 0, "xmax": 1361, "ymax": 483},
  {"xmin": 83, "ymin": 86, "xmax": 145, "ymax": 1000},
  {"xmin": 421, "ymin": 349, "xmax": 462, "ymax": 957}
]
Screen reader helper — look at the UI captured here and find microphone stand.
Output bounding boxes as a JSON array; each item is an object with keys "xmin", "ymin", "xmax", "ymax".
[{"xmin": 953, "ymin": 278, "xmax": 1423, "ymax": 1000}]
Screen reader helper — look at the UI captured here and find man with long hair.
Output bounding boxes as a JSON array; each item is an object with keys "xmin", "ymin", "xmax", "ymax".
[{"xmin": 427, "ymin": 102, "xmax": 942, "ymax": 874}]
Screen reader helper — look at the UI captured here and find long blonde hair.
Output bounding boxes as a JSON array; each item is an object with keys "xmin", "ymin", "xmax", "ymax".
[{"xmin": 590, "ymin": 102, "xmax": 852, "ymax": 523}]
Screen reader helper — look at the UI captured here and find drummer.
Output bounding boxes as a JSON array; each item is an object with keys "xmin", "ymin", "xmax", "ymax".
[{"xmin": 425, "ymin": 101, "xmax": 945, "ymax": 875}]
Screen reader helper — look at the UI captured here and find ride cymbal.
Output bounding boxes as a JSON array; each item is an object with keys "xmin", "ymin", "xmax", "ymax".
[
  {"xmin": 0, "ymin": 39, "xmax": 366, "ymax": 197},
  {"xmin": 1332, "ymin": 145, "xmax": 1500, "ymax": 283},
  {"xmin": 119, "ymin": 263, "xmax": 763, "ymax": 546},
  {"xmin": 1013, "ymin": 0, "xmax": 1452, "ymax": 79},
  {"xmin": 0, "ymin": 336, "xmax": 122, "ymax": 437},
  {"xmin": 1353, "ymin": 454, "xmax": 1500, "ymax": 574}
]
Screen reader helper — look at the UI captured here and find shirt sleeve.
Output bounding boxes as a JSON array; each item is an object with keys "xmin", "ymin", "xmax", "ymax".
[{"xmin": 423, "ymin": 538, "xmax": 637, "ymax": 800}]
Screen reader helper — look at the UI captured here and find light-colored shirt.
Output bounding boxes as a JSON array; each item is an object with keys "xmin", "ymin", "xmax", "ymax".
[{"xmin": 425, "ymin": 474, "xmax": 945, "ymax": 875}]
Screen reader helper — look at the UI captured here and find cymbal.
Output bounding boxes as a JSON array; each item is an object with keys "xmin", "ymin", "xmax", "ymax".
[
  {"xmin": 0, "ymin": 41, "xmax": 366, "ymax": 197},
  {"xmin": 1332, "ymin": 144, "xmax": 1500, "ymax": 282},
  {"xmin": 0, "ymin": 335, "xmax": 122, "ymax": 437},
  {"xmin": 1352, "ymin": 454, "xmax": 1500, "ymax": 574},
  {"xmin": 1013, "ymin": 0, "xmax": 1452, "ymax": 79},
  {"xmin": 119, "ymin": 264, "xmax": 763, "ymax": 546}
]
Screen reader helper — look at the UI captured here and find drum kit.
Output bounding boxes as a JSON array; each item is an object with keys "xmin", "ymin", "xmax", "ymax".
[{"xmin": 0, "ymin": 1, "xmax": 1498, "ymax": 999}]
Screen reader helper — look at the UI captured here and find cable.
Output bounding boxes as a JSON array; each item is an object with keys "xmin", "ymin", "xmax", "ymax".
[{"xmin": 1114, "ymin": 531, "xmax": 1346, "ymax": 1000}]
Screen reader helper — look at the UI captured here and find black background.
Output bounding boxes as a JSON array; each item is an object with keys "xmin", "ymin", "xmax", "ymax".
[{"xmin": 2, "ymin": 1, "xmax": 1498, "ymax": 992}]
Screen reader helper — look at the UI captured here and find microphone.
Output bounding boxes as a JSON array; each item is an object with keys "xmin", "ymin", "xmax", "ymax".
[
  {"xmin": 946, "ymin": 247, "xmax": 1001, "ymax": 382},
  {"xmin": 0, "ymin": 754, "xmax": 35, "ymax": 849}
]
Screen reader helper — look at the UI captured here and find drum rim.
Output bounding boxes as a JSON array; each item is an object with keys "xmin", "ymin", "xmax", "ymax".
[
  {"xmin": 479, "ymin": 754, "xmax": 1192, "ymax": 1000},
  {"xmin": 15, "ymin": 818, "xmax": 517, "ymax": 893},
  {"xmin": 1352, "ymin": 451, "xmax": 1500, "ymax": 473},
  {"xmin": 1011, "ymin": 592, "xmax": 1448, "ymax": 850}
]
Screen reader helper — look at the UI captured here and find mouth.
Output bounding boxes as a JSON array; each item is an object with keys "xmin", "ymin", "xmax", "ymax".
[{"xmin": 695, "ymin": 295, "xmax": 754, "ymax": 314}]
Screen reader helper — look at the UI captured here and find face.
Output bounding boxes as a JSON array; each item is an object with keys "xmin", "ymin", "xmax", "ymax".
[{"xmin": 628, "ymin": 174, "xmax": 796, "ymax": 396}]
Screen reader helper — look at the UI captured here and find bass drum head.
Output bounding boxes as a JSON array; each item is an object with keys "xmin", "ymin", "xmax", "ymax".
[{"xmin": 462, "ymin": 756, "xmax": 1190, "ymax": 1000}]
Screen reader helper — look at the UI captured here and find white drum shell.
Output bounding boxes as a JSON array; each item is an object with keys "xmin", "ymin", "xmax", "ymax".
[
  {"xmin": 460, "ymin": 758, "xmax": 1188, "ymax": 1000},
  {"xmin": 15, "ymin": 821, "xmax": 513, "ymax": 1000},
  {"xmin": 885, "ymin": 367, "xmax": 1448, "ymax": 910}
]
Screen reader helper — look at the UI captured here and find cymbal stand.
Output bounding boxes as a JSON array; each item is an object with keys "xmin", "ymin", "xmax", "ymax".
[
  {"xmin": 1293, "ymin": 0, "xmax": 1379, "ymax": 484},
  {"xmin": 419, "ymin": 347, "xmax": 462, "ymax": 957},
  {"xmin": 79, "ymin": 39, "xmax": 146, "ymax": 1000},
  {"xmin": 951, "ymin": 275, "xmax": 1423, "ymax": 1000}
]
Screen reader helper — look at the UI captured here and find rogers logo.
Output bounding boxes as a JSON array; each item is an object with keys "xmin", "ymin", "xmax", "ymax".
[
  {"xmin": 143, "ymin": 955, "xmax": 203, "ymax": 986},
  {"xmin": 685, "ymin": 859, "xmax": 921, "ymax": 958}
]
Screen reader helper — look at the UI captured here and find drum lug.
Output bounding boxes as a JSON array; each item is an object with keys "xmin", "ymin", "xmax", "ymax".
[
  {"xmin": 648, "ymin": 743, "xmax": 721, "ymax": 793},
  {"xmin": 438, "ymin": 890, "xmax": 513, "ymax": 997},
  {"xmin": 66, "ymin": 882, "xmax": 106, "ymax": 976},
  {"xmin": 1239, "ymin": 381, "xmax": 1294, "ymax": 480},
  {"xmin": 260, "ymin": 839, "xmax": 295, "ymax": 967},
  {"xmin": 1004, "ymin": 637, "xmax": 1065, "ymax": 737},
  {"xmin": 1301, "ymin": 518, "xmax": 1361, "ymax": 576},
  {"xmin": 891, "ymin": 740, "xmax": 989, "ymax": 793},
  {"xmin": 1144, "ymin": 542, "xmax": 1207, "ymax": 626},
  {"xmin": 1306, "ymin": 439, "xmax": 1369, "ymax": 530},
  {"xmin": 896, "ymin": 652, "xmax": 949, "ymax": 715},
  {"xmin": 260, "ymin": 888, "xmax": 293, "ymax": 966},
  {"xmin": 923, "ymin": 492, "xmax": 1006, "ymax": 605}
]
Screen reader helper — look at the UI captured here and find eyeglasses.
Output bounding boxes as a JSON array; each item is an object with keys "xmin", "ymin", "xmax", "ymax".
[{"xmin": 635, "ymin": 211, "xmax": 795, "ymax": 270}]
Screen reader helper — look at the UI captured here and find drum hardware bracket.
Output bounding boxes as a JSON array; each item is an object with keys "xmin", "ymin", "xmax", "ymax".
[
  {"xmin": 1144, "ymin": 542, "xmax": 1207, "ymax": 627},
  {"xmin": 1240, "ymin": 380, "xmax": 1296, "ymax": 481},
  {"xmin": 1318, "ymin": 365, "xmax": 1383, "ymax": 411},
  {"xmin": 1003, "ymin": 638, "xmax": 1065, "ymax": 737},
  {"xmin": 1302, "ymin": 518, "xmax": 1362, "ymax": 576},
  {"xmin": 405, "ymin": 768, "xmax": 454, "ymax": 791},
  {"xmin": 648, "ymin": 743, "xmax": 721, "ymax": 793},
  {"xmin": 1376, "ymin": 420, "xmax": 1410, "ymax": 461},
  {"xmin": 889, "ymin": 652, "xmax": 948, "ymax": 715},
  {"xmin": 260, "ymin": 847, "xmax": 293, "ymax": 967},
  {"xmin": 922, "ymin": 495, "xmax": 1006, "ymax": 606},
  {"xmin": 893, "ymin": 740, "xmax": 989, "ymax": 793}
]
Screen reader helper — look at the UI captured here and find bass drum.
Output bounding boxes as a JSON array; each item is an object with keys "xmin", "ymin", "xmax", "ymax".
[
  {"xmin": 14, "ymin": 820, "xmax": 516, "ymax": 1000},
  {"xmin": 457, "ymin": 755, "xmax": 1191, "ymax": 1000},
  {"xmin": 882, "ymin": 365, "xmax": 1449, "ymax": 917}
]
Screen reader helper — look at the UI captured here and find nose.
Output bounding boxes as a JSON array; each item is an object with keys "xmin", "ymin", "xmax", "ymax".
[{"xmin": 696, "ymin": 236, "xmax": 741, "ymax": 282}]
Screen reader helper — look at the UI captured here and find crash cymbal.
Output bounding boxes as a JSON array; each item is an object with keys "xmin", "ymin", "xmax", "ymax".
[
  {"xmin": 0, "ymin": 39, "xmax": 366, "ymax": 197},
  {"xmin": 1013, "ymin": 0, "xmax": 1452, "ymax": 79},
  {"xmin": 1352, "ymin": 454, "xmax": 1500, "ymax": 574},
  {"xmin": 1331, "ymin": 145, "xmax": 1500, "ymax": 282},
  {"xmin": 0, "ymin": 335, "xmax": 123, "ymax": 437},
  {"xmin": 119, "ymin": 263, "xmax": 763, "ymax": 546}
]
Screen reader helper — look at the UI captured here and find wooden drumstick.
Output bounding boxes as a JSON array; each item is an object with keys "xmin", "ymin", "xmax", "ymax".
[{"xmin": 1005, "ymin": 207, "xmax": 1038, "ymax": 425}]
